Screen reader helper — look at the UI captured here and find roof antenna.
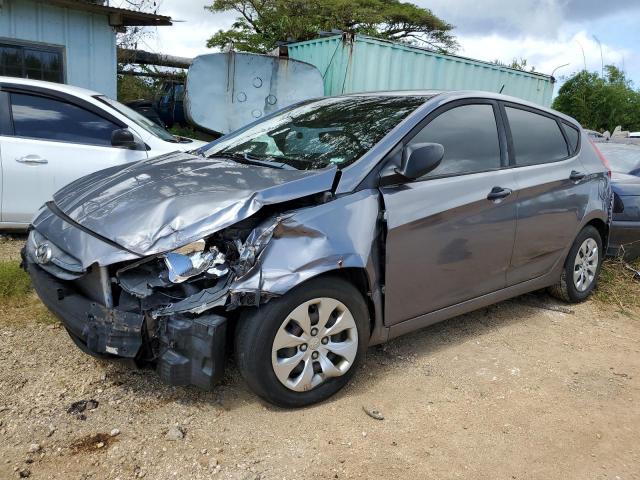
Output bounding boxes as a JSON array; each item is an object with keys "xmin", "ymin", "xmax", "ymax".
[{"xmin": 499, "ymin": 84, "xmax": 505, "ymax": 93}]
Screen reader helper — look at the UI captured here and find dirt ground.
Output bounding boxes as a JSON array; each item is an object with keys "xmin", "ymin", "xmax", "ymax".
[{"xmin": 0, "ymin": 236, "xmax": 639, "ymax": 480}]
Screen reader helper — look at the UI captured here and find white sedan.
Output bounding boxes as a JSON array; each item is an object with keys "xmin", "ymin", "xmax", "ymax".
[{"xmin": 0, "ymin": 77, "xmax": 207, "ymax": 229}]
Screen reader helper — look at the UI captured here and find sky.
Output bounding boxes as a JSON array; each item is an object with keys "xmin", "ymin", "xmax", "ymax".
[{"xmin": 125, "ymin": 0, "xmax": 640, "ymax": 93}]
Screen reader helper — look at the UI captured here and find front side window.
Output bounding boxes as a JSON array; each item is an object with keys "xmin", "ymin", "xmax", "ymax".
[
  {"xmin": 506, "ymin": 107, "xmax": 569, "ymax": 166},
  {"xmin": 408, "ymin": 103, "xmax": 501, "ymax": 178},
  {"xmin": 0, "ymin": 42, "xmax": 64, "ymax": 83},
  {"xmin": 97, "ymin": 95, "xmax": 177, "ymax": 142},
  {"xmin": 205, "ymin": 95, "xmax": 430, "ymax": 170},
  {"xmin": 10, "ymin": 93, "xmax": 119, "ymax": 146}
]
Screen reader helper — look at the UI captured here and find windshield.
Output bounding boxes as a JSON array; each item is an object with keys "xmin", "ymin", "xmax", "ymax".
[
  {"xmin": 96, "ymin": 95, "xmax": 177, "ymax": 143},
  {"xmin": 204, "ymin": 95, "xmax": 430, "ymax": 170}
]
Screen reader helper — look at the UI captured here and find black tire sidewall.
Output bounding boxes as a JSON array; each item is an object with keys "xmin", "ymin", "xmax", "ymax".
[
  {"xmin": 564, "ymin": 225, "xmax": 603, "ymax": 302},
  {"xmin": 235, "ymin": 276, "xmax": 369, "ymax": 408}
]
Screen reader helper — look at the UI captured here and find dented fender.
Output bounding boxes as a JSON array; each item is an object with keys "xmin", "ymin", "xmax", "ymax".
[{"xmin": 232, "ymin": 190, "xmax": 381, "ymax": 295}]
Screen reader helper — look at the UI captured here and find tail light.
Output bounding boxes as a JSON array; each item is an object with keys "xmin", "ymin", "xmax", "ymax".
[{"xmin": 589, "ymin": 139, "xmax": 611, "ymax": 178}]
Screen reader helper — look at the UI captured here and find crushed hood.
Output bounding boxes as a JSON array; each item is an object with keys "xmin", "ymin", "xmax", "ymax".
[{"xmin": 50, "ymin": 151, "xmax": 337, "ymax": 255}]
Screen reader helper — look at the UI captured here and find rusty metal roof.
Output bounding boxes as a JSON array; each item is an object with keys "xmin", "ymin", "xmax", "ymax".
[{"xmin": 41, "ymin": 0, "xmax": 172, "ymax": 26}]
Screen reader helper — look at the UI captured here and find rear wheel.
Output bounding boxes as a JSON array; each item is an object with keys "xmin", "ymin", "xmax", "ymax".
[
  {"xmin": 549, "ymin": 225, "xmax": 603, "ymax": 303},
  {"xmin": 235, "ymin": 276, "xmax": 369, "ymax": 407}
]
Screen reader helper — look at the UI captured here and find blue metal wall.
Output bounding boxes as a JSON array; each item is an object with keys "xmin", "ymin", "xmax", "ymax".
[
  {"xmin": 0, "ymin": 0, "xmax": 117, "ymax": 97},
  {"xmin": 287, "ymin": 35, "xmax": 554, "ymax": 107}
]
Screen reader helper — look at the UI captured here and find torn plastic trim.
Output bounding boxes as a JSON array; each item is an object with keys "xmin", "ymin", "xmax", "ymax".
[
  {"xmin": 235, "ymin": 214, "xmax": 291, "ymax": 276},
  {"xmin": 152, "ymin": 275, "xmax": 235, "ymax": 317}
]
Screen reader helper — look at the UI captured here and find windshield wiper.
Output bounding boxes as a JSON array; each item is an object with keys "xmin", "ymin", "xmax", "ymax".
[{"xmin": 215, "ymin": 152, "xmax": 297, "ymax": 170}]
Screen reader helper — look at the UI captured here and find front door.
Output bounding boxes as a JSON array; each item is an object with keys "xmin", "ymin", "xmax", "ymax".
[
  {"xmin": 381, "ymin": 101, "xmax": 518, "ymax": 326},
  {"xmin": 0, "ymin": 91, "xmax": 146, "ymax": 224}
]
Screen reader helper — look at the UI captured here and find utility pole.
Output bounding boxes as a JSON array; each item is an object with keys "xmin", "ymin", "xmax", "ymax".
[
  {"xmin": 592, "ymin": 35, "xmax": 604, "ymax": 77},
  {"xmin": 575, "ymin": 39, "xmax": 587, "ymax": 71}
]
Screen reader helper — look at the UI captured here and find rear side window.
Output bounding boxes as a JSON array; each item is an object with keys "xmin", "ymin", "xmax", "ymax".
[
  {"xmin": 409, "ymin": 104, "xmax": 501, "ymax": 177},
  {"xmin": 10, "ymin": 92, "xmax": 119, "ymax": 146},
  {"xmin": 506, "ymin": 107, "xmax": 569, "ymax": 166},
  {"xmin": 563, "ymin": 123, "xmax": 580, "ymax": 154}
]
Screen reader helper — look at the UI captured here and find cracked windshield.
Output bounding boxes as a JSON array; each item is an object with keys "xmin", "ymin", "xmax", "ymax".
[{"xmin": 205, "ymin": 95, "xmax": 430, "ymax": 169}]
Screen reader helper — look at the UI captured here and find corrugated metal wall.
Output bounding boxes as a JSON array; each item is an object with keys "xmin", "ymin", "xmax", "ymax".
[
  {"xmin": 0, "ymin": 0, "xmax": 117, "ymax": 97},
  {"xmin": 288, "ymin": 35, "xmax": 554, "ymax": 106}
]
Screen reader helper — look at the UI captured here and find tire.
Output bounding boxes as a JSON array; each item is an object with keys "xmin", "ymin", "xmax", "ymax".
[
  {"xmin": 548, "ymin": 225, "xmax": 603, "ymax": 303},
  {"xmin": 235, "ymin": 276, "xmax": 369, "ymax": 407}
]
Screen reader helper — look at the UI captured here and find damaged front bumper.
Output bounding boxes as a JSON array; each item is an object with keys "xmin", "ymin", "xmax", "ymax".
[{"xmin": 25, "ymin": 256, "xmax": 227, "ymax": 390}]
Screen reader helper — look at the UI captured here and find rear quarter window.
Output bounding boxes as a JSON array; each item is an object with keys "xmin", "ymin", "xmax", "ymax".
[
  {"xmin": 563, "ymin": 123, "xmax": 580, "ymax": 154},
  {"xmin": 506, "ymin": 106, "xmax": 569, "ymax": 166}
]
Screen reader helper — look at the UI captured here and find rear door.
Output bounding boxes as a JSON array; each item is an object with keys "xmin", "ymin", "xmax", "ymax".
[
  {"xmin": 502, "ymin": 104, "xmax": 590, "ymax": 285},
  {"xmin": 0, "ymin": 90, "xmax": 147, "ymax": 224},
  {"xmin": 381, "ymin": 100, "xmax": 518, "ymax": 325}
]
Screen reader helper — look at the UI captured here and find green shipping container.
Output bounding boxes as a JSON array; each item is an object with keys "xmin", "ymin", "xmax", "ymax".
[{"xmin": 286, "ymin": 34, "xmax": 555, "ymax": 107}]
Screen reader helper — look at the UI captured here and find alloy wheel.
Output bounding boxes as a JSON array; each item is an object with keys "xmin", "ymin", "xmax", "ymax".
[
  {"xmin": 271, "ymin": 297, "xmax": 358, "ymax": 392},
  {"xmin": 573, "ymin": 238, "xmax": 599, "ymax": 292}
]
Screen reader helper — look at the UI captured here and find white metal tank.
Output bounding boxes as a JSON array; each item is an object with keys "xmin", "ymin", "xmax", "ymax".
[{"xmin": 185, "ymin": 52, "xmax": 324, "ymax": 135}]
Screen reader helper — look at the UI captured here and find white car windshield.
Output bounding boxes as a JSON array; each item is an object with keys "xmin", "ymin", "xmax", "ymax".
[{"xmin": 97, "ymin": 95, "xmax": 177, "ymax": 143}]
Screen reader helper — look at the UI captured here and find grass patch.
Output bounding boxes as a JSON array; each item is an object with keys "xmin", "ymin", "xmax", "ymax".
[
  {"xmin": 0, "ymin": 260, "xmax": 57, "ymax": 325},
  {"xmin": 0, "ymin": 260, "xmax": 31, "ymax": 298},
  {"xmin": 594, "ymin": 258, "xmax": 640, "ymax": 315}
]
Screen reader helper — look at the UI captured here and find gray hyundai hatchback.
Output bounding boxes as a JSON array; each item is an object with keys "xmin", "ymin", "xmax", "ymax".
[{"xmin": 23, "ymin": 91, "xmax": 612, "ymax": 407}]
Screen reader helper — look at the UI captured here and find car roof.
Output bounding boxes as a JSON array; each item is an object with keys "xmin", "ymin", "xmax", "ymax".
[
  {"xmin": 342, "ymin": 89, "xmax": 579, "ymax": 127},
  {"xmin": 597, "ymin": 142, "xmax": 640, "ymax": 152},
  {"xmin": 0, "ymin": 76, "xmax": 103, "ymax": 99}
]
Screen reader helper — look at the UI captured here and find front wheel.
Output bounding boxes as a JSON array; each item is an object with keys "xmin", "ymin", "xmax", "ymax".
[
  {"xmin": 549, "ymin": 225, "xmax": 603, "ymax": 303},
  {"xmin": 235, "ymin": 276, "xmax": 369, "ymax": 407}
]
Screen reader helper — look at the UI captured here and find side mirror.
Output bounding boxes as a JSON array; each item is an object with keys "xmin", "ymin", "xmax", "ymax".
[
  {"xmin": 111, "ymin": 128, "xmax": 144, "ymax": 150},
  {"xmin": 396, "ymin": 142, "xmax": 444, "ymax": 180}
]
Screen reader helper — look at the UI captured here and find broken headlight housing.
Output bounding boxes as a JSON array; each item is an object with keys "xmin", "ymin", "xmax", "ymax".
[{"xmin": 164, "ymin": 239, "xmax": 228, "ymax": 283}]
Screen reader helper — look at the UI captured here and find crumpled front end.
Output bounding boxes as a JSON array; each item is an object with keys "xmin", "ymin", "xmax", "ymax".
[
  {"xmin": 24, "ymin": 186, "xmax": 385, "ymax": 389},
  {"xmin": 23, "ymin": 226, "xmax": 230, "ymax": 389}
]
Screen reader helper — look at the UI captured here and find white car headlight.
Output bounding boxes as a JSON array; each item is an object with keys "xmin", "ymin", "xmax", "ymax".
[{"xmin": 164, "ymin": 240, "xmax": 227, "ymax": 283}]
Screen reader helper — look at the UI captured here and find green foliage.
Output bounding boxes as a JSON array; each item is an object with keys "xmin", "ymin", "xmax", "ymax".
[
  {"xmin": 206, "ymin": 0, "xmax": 458, "ymax": 54},
  {"xmin": 168, "ymin": 125, "xmax": 219, "ymax": 142},
  {"xmin": 493, "ymin": 57, "xmax": 535, "ymax": 72},
  {"xmin": 117, "ymin": 74, "xmax": 156, "ymax": 102},
  {"xmin": 552, "ymin": 66, "xmax": 640, "ymax": 132},
  {"xmin": 0, "ymin": 261, "xmax": 32, "ymax": 298}
]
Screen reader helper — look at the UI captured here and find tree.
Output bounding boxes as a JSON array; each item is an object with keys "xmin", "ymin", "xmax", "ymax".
[
  {"xmin": 493, "ymin": 57, "xmax": 535, "ymax": 72},
  {"xmin": 116, "ymin": 0, "xmax": 165, "ymax": 101},
  {"xmin": 205, "ymin": 0, "xmax": 458, "ymax": 54},
  {"xmin": 552, "ymin": 66, "xmax": 640, "ymax": 132}
]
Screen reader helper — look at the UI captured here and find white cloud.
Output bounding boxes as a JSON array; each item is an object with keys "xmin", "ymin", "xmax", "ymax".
[
  {"xmin": 423, "ymin": 0, "xmax": 565, "ymax": 38},
  {"xmin": 117, "ymin": 0, "xmax": 235, "ymax": 58},
  {"xmin": 117, "ymin": 0, "xmax": 639, "ymax": 86},
  {"xmin": 457, "ymin": 31, "xmax": 630, "ymax": 79}
]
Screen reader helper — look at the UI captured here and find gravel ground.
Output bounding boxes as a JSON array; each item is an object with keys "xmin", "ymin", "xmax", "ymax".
[
  {"xmin": 0, "ymin": 237, "xmax": 639, "ymax": 480},
  {"xmin": 0, "ymin": 235, "xmax": 25, "ymax": 262}
]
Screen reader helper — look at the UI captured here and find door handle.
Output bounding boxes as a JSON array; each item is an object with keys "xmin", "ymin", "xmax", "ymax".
[
  {"xmin": 16, "ymin": 154, "xmax": 48, "ymax": 165},
  {"xmin": 487, "ymin": 186, "xmax": 512, "ymax": 201},
  {"xmin": 569, "ymin": 170, "xmax": 586, "ymax": 181}
]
